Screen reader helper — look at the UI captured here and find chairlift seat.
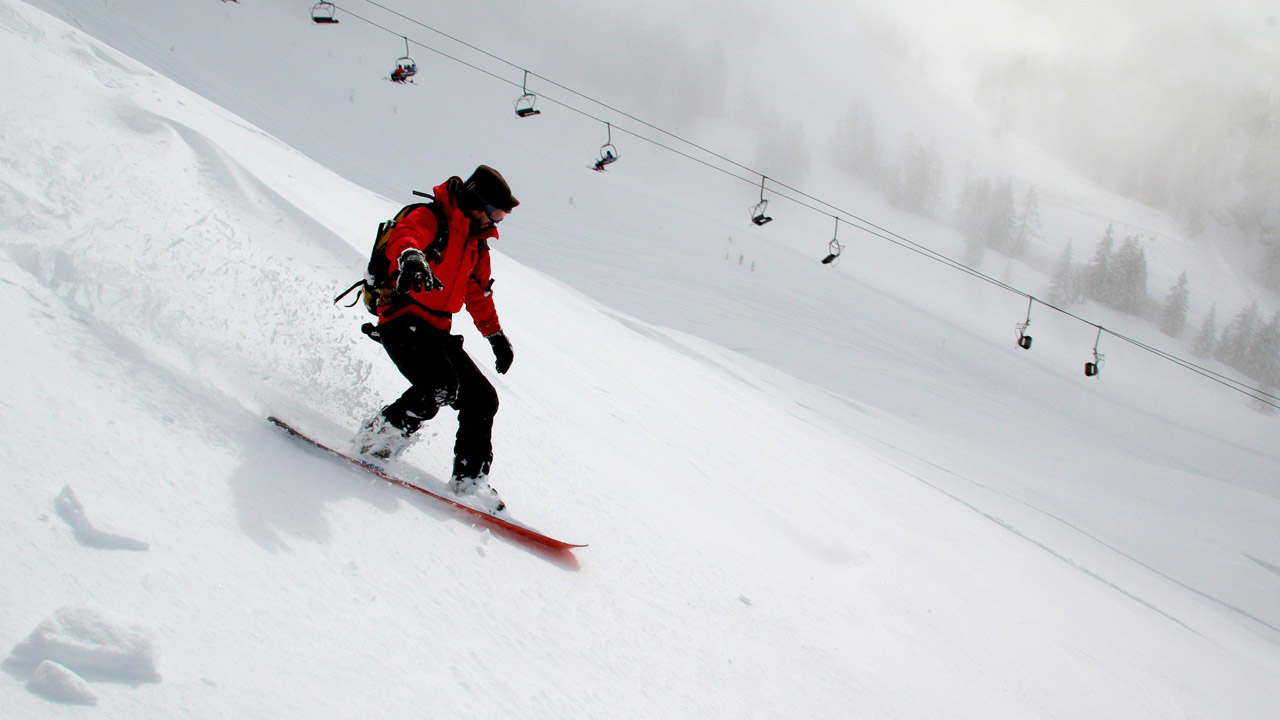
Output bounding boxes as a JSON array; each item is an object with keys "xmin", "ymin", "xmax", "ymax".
[
  {"xmin": 593, "ymin": 144, "xmax": 618, "ymax": 171},
  {"xmin": 821, "ymin": 237, "xmax": 843, "ymax": 265},
  {"xmin": 311, "ymin": 2, "xmax": 338, "ymax": 23},
  {"xmin": 515, "ymin": 93, "xmax": 541, "ymax": 118},
  {"xmin": 750, "ymin": 200, "xmax": 772, "ymax": 226}
]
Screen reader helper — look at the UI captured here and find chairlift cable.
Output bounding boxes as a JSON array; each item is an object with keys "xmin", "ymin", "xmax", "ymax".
[
  {"xmin": 330, "ymin": 4, "xmax": 518, "ymax": 88},
  {"xmin": 330, "ymin": 4, "xmax": 764, "ymax": 183},
  {"xmin": 324, "ymin": 2, "xmax": 1280, "ymax": 410},
  {"xmin": 351, "ymin": 0, "xmax": 527, "ymax": 74}
]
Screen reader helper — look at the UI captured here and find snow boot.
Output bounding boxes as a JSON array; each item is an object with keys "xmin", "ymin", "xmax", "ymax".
[
  {"xmin": 448, "ymin": 457, "xmax": 504, "ymax": 514},
  {"xmin": 352, "ymin": 411, "xmax": 416, "ymax": 462}
]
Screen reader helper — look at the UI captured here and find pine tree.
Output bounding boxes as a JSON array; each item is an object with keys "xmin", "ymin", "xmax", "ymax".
[
  {"xmin": 1261, "ymin": 237, "xmax": 1280, "ymax": 292},
  {"xmin": 889, "ymin": 135, "xmax": 943, "ymax": 217},
  {"xmin": 1192, "ymin": 305, "xmax": 1217, "ymax": 358},
  {"xmin": 957, "ymin": 175, "xmax": 1017, "ymax": 257},
  {"xmin": 1216, "ymin": 301, "xmax": 1261, "ymax": 370},
  {"xmin": 958, "ymin": 175, "xmax": 987, "ymax": 240},
  {"xmin": 1110, "ymin": 235, "xmax": 1149, "ymax": 314},
  {"xmin": 1084, "ymin": 224, "xmax": 1115, "ymax": 305},
  {"xmin": 1158, "ymin": 272, "xmax": 1190, "ymax": 337},
  {"xmin": 1047, "ymin": 240, "xmax": 1076, "ymax": 306},
  {"xmin": 1010, "ymin": 186, "xmax": 1042, "ymax": 258},
  {"xmin": 1245, "ymin": 311, "xmax": 1280, "ymax": 386},
  {"xmin": 833, "ymin": 99, "xmax": 883, "ymax": 181}
]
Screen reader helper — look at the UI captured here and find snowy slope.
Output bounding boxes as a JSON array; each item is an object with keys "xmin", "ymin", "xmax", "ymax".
[{"xmin": 2, "ymin": 1, "xmax": 1279, "ymax": 718}]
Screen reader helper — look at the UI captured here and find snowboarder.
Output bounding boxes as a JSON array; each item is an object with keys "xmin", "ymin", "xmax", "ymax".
[{"xmin": 354, "ymin": 165, "xmax": 519, "ymax": 512}]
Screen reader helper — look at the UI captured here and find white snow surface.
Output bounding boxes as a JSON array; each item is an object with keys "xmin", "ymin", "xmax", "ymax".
[
  {"xmin": 1, "ymin": 1, "xmax": 1278, "ymax": 717},
  {"xmin": 55, "ymin": 485, "xmax": 150, "ymax": 551},
  {"xmin": 27, "ymin": 661, "xmax": 98, "ymax": 706},
  {"xmin": 6, "ymin": 606, "xmax": 159, "ymax": 684}
]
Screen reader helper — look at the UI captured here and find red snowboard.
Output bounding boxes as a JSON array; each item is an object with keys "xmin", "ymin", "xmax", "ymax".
[{"xmin": 268, "ymin": 417, "xmax": 585, "ymax": 551}]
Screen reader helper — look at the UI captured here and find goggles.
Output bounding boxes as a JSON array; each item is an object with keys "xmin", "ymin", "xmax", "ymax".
[
  {"xmin": 467, "ymin": 182, "xmax": 510, "ymax": 224},
  {"xmin": 483, "ymin": 202, "xmax": 508, "ymax": 224}
]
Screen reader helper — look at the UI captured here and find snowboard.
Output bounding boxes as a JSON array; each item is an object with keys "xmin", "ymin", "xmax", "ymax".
[{"xmin": 267, "ymin": 417, "xmax": 585, "ymax": 551}]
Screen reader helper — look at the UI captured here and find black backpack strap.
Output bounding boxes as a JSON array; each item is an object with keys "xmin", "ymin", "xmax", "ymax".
[
  {"xmin": 422, "ymin": 201, "xmax": 450, "ymax": 262},
  {"xmin": 386, "ymin": 198, "xmax": 450, "ymax": 260},
  {"xmin": 333, "ymin": 279, "xmax": 364, "ymax": 306}
]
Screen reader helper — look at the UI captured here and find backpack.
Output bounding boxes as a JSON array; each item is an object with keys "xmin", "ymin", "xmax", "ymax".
[{"xmin": 334, "ymin": 192, "xmax": 450, "ymax": 316}]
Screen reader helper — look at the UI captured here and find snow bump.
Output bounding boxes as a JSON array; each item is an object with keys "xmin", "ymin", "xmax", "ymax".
[
  {"xmin": 5, "ymin": 605, "xmax": 161, "ymax": 684},
  {"xmin": 27, "ymin": 660, "xmax": 98, "ymax": 706}
]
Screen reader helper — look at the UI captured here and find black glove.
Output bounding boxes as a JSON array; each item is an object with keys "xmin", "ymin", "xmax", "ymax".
[
  {"xmin": 395, "ymin": 248, "xmax": 442, "ymax": 295},
  {"xmin": 488, "ymin": 331, "xmax": 514, "ymax": 374}
]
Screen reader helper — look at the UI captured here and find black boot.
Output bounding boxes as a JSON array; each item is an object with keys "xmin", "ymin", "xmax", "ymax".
[{"xmin": 447, "ymin": 456, "xmax": 504, "ymax": 513}]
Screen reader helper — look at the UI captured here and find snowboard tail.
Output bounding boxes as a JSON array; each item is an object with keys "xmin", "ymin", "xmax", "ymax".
[{"xmin": 267, "ymin": 417, "xmax": 585, "ymax": 550}]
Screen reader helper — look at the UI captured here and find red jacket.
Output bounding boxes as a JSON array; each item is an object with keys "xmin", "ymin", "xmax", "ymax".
[{"xmin": 379, "ymin": 178, "xmax": 502, "ymax": 337}]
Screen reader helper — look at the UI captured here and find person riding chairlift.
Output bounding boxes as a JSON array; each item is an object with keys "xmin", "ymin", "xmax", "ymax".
[
  {"xmin": 593, "ymin": 148, "xmax": 617, "ymax": 172},
  {"xmin": 391, "ymin": 61, "xmax": 416, "ymax": 84}
]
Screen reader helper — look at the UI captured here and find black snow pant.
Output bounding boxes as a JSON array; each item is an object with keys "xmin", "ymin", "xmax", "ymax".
[{"xmin": 377, "ymin": 315, "xmax": 498, "ymax": 478}]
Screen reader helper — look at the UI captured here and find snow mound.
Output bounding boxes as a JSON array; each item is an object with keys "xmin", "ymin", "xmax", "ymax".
[
  {"xmin": 5, "ymin": 606, "xmax": 161, "ymax": 683},
  {"xmin": 55, "ymin": 486, "xmax": 149, "ymax": 551},
  {"xmin": 27, "ymin": 660, "xmax": 98, "ymax": 706}
]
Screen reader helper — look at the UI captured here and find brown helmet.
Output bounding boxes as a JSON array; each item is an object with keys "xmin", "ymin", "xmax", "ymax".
[{"xmin": 464, "ymin": 165, "xmax": 519, "ymax": 212}]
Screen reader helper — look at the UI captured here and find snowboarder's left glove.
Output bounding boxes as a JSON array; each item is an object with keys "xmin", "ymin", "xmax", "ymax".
[
  {"xmin": 488, "ymin": 331, "xmax": 514, "ymax": 374},
  {"xmin": 395, "ymin": 248, "xmax": 442, "ymax": 294}
]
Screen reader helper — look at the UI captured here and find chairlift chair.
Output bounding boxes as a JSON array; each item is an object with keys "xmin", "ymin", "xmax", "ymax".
[
  {"xmin": 1085, "ymin": 327, "xmax": 1104, "ymax": 376},
  {"xmin": 821, "ymin": 238, "xmax": 844, "ymax": 265},
  {"xmin": 593, "ymin": 145, "xmax": 618, "ymax": 171},
  {"xmin": 592, "ymin": 124, "xmax": 619, "ymax": 171},
  {"xmin": 751, "ymin": 175, "xmax": 773, "ymax": 225},
  {"xmin": 311, "ymin": 2, "xmax": 338, "ymax": 23},
  {"xmin": 514, "ymin": 70, "xmax": 541, "ymax": 117},
  {"xmin": 1016, "ymin": 297, "xmax": 1034, "ymax": 349},
  {"xmin": 390, "ymin": 37, "xmax": 416, "ymax": 83},
  {"xmin": 392, "ymin": 59, "xmax": 417, "ymax": 81},
  {"xmin": 515, "ymin": 94, "xmax": 541, "ymax": 117},
  {"xmin": 1085, "ymin": 353, "xmax": 1104, "ymax": 376},
  {"xmin": 821, "ymin": 217, "xmax": 843, "ymax": 264},
  {"xmin": 751, "ymin": 200, "xmax": 772, "ymax": 226}
]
